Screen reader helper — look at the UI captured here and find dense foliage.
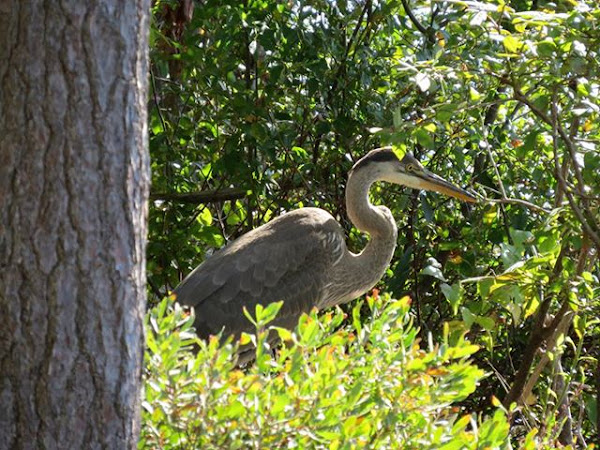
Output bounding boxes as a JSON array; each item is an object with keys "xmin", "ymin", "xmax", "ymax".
[
  {"xmin": 147, "ymin": 0, "xmax": 599, "ymax": 446},
  {"xmin": 141, "ymin": 295, "xmax": 511, "ymax": 448}
]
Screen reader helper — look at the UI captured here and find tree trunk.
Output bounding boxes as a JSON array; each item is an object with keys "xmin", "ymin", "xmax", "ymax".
[{"xmin": 0, "ymin": 1, "xmax": 150, "ymax": 448}]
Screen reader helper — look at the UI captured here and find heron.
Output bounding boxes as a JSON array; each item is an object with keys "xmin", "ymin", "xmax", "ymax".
[{"xmin": 174, "ymin": 147, "xmax": 477, "ymax": 362}]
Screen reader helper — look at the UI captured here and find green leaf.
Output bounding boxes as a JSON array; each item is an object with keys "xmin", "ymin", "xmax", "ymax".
[
  {"xmin": 521, "ymin": 130, "xmax": 539, "ymax": 154},
  {"xmin": 573, "ymin": 315, "xmax": 585, "ymax": 340},
  {"xmin": 298, "ymin": 315, "xmax": 319, "ymax": 345},
  {"xmin": 461, "ymin": 307, "xmax": 476, "ymax": 328},
  {"xmin": 352, "ymin": 300, "xmax": 363, "ymax": 336},
  {"xmin": 507, "ymin": 302, "xmax": 522, "ymax": 326},
  {"xmin": 499, "ymin": 243, "xmax": 521, "ymax": 266},
  {"xmin": 423, "ymin": 122, "xmax": 437, "ymax": 133},
  {"xmin": 476, "ymin": 315, "xmax": 495, "ymax": 331},
  {"xmin": 441, "ymin": 283, "xmax": 462, "ymax": 315},
  {"xmin": 469, "ymin": 87, "xmax": 481, "ymax": 101},
  {"xmin": 503, "ymin": 35, "xmax": 524, "ymax": 53},
  {"xmin": 436, "ymin": 104, "xmax": 458, "ymax": 122},
  {"xmin": 445, "ymin": 344, "xmax": 480, "ymax": 359},
  {"xmin": 483, "ymin": 205, "xmax": 497, "ymax": 225},
  {"xmin": 422, "ymin": 196, "xmax": 434, "ymax": 223},
  {"xmin": 413, "ymin": 127, "xmax": 435, "ymax": 149},
  {"xmin": 243, "ymin": 306, "xmax": 257, "ymax": 327},
  {"xmin": 585, "ymin": 396, "xmax": 597, "ymax": 430},
  {"xmin": 257, "ymin": 301, "xmax": 283, "ymax": 325},
  {"xmin": 532, "ymin": 94, "xmax": 549, "ymax": 112},
  {"xmin": 421, "ymin": 259, "xmax": 446, "ymax": 281},
  {"xmin": 197, "ymin": 207, "xmax": 213, "ymax": 226},
  {"xmin": 537, "ymin": 39, "xmax": 557, "ymax": 57}
]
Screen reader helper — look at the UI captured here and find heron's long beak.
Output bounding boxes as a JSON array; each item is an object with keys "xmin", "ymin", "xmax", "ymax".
[{"xmin": 417, "ymin": 170, "xmax": 478, "ymax": 203}]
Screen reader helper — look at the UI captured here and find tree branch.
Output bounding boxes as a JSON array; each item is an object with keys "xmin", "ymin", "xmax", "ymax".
[
  {"xmin": 520, "ymin": 310, "xmax": 575, "ymax": 406},
  {"xmin": 400, "ymin": 0, "xmax": 430, "ymax": 37},
  {"xmin": 150, "ymin": 188, "xmax": 246, "ymax": 204},
  {"xmin": 503, "ymin": 81, "xmax": 600, "ymax": 251},
  {"xmin": 502, "ymin": 232, "xmax": 589, "ymax": 410},
  {"xmin": 502, "ymin": 245, "xmax": 568, "ymax": 408}
]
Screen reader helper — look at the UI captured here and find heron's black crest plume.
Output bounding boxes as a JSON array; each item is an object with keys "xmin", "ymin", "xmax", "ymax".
[{"xmin": 351, "ymin": 147, "xmax": 398, "ymax": 172}]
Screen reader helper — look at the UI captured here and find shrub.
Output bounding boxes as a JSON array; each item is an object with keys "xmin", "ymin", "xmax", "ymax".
[{"xmin": 140, "ymin": 294, "xmax": 509, "ymax": 449}]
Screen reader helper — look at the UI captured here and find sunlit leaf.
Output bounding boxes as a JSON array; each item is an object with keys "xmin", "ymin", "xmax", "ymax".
[{"xmin": 503, "ymin": 35, "xmax": 524, "ymax": 53}]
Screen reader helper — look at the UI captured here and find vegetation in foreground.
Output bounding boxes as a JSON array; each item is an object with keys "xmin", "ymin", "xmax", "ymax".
[{"xmin": 141, "ymin": 294, "xmax": 514, "ymax": 449}]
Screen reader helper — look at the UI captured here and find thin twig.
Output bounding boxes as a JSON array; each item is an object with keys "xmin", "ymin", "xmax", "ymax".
[
  {"xmin": 485, "ymin": 197, "xmax": 551, "ymax": 214},
  {"xmin": 485, "ymin": 146, "xmax": 507, "ymax": 198},
  {"xmin": 511, "ymin": 84, "xmax": 586, "ymax": 196},
  {"xmin": 150, "ymin": 66, "xmax": 171, "ymax": 144},
  {"xmin": 330, "ymin": 0, "xmax": 372, "ymax": 94},
  {"xmin": 549, "ymin": 97, "xmax": 600, "ymax": 250},
  {"xmin": 504, "ymin": 82, "xmax": 600, "ymax": 250}
]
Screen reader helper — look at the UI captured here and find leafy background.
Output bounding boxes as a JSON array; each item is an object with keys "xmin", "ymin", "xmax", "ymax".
[{"xmin": 146, "ymin": 0, "xmax": 599, "ymax": 446}]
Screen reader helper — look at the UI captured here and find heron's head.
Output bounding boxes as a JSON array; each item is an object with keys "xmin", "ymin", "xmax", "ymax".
[{"xmin": 352, "ymin": 147, "xmax": 477, "ymax": 203}]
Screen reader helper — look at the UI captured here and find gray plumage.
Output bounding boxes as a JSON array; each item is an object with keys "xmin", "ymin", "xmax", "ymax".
[{"xmin": 174, "ymin": 147, "xmax": 476, "ymax": 362}]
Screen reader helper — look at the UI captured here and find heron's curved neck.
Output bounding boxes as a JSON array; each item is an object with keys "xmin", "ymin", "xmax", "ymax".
[
  {"xmin": 320, "ymin": 167, "xmax": 399, "ymax": 308},
  {"xmin": 345, "ymin": 169, "xmax": 396, "ymax": 240}
]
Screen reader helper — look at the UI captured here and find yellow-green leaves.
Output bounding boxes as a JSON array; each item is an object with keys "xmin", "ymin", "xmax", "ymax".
[
  {"xmin": 141, "ymin": 295, "xmax": 509, "ymax": 448},
  {"xmin": 502, "ymin": 34, "xmax": 525, "ymax": 53}
]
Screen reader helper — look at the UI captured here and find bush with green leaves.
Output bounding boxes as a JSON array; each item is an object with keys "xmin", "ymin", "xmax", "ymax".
[{"xmin": 140, "ymin": 294, "xmax": 510, "ymax": 449}]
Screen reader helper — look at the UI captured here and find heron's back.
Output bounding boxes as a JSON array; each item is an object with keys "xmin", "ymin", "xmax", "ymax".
[{"xmin": 174, "ymin": 207, "xmax": 346, "ymax": 342}]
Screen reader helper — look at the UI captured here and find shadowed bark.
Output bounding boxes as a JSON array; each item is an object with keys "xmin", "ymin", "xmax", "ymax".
[{"xmin": 0, "ymin": 1, "xmax": 150, "ymax": 448}]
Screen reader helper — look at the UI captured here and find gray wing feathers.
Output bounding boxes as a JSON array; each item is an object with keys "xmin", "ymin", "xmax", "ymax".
[{"xmin": 174, "ymin": 208, "xmax": 345, "ymax": 340}]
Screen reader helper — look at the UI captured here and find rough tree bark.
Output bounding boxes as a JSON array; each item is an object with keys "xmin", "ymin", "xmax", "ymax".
[{"xmin": 0, "ymin": 1, "xmax": 150, "ymax": 448}]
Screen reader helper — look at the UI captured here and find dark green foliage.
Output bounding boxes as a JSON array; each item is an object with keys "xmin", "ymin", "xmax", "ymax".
[{"xmin": 148, "ymin": 0, "xmax": 600, "ymax": 445}]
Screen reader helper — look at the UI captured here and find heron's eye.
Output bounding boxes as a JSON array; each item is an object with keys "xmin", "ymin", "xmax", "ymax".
[{"xmin": 405, "ymin": 164, "xmax": 415, "ymax": 172}]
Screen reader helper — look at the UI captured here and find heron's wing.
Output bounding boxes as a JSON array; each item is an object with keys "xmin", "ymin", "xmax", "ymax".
[{"xmin": 174, "ymin": 208, "xmax": 346, "ymax": 340}]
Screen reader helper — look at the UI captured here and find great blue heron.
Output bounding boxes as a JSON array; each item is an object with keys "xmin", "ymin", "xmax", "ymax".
[{"xmin": 174, "ymin": 147, "xmax": 476, "ymax": 362}]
